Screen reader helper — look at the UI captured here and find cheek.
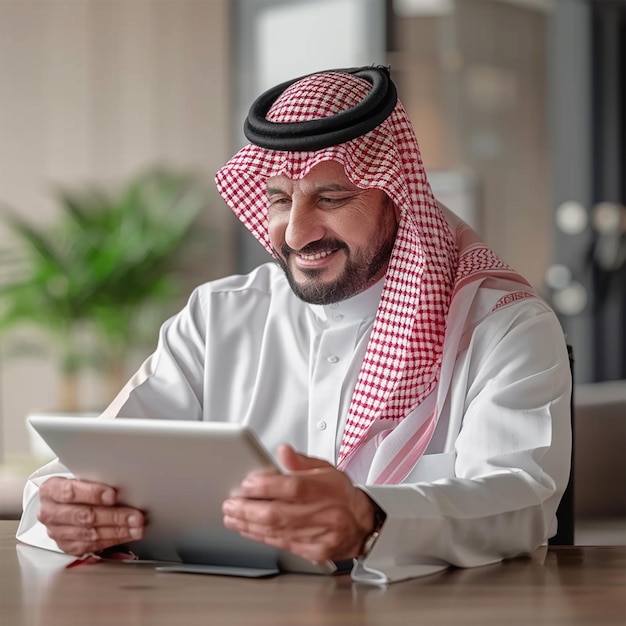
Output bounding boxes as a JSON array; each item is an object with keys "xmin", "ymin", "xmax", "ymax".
[
  {"xmin": 352, "ymin": 209, "xmax": 396, "ymax": 252},
  {"xmin": 267, "ymin": 214, "xmax": 286, "ymax": 249}
]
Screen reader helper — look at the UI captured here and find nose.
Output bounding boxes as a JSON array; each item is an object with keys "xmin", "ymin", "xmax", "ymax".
[{"xmin": 284, "ymin": 200, "xmax": 325, "ymax": 251}]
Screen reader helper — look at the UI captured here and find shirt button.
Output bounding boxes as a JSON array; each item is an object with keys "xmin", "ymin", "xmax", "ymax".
[
  {"xmin": 317, "ymin": 420, "xmax": 327, "ymax": 430},
  {"xmin": 327, "ymin": 355, "xmax": 339, "ymax": 363},
  {"xmin": 332, "ymin": 313, "xmax": 344, "ymax": 321}
]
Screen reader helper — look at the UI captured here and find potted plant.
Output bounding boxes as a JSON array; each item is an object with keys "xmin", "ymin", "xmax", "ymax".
[{"xmin": 0, "ymin": 166, "xmax": 213, "ymax": 415}]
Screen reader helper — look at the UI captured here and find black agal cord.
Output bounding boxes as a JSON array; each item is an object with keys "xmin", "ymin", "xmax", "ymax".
[{"xmin": 243, "ymin": 66, "xmax": 397, "ymax": 151}]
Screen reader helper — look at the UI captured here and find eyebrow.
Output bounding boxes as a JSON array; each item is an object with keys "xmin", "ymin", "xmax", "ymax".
[{"xmin": 265, "ymin": 183, "xmax": 357, "ymax": 196}]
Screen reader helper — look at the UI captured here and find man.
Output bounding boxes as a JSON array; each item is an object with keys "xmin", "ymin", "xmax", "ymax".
[{"xmin": 17, "ymin": 66, "xmax": 571, "ymax": 584}]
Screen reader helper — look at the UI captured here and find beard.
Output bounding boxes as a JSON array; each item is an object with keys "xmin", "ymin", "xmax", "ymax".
[{"xmin": 274, "ymin": 230, "xmax": 396, "ymax": 305}]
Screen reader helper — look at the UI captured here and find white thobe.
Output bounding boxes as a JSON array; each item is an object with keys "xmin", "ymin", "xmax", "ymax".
[{"xmin": 16, "ymin": 262, "xmax": 572, "ymax": 584}]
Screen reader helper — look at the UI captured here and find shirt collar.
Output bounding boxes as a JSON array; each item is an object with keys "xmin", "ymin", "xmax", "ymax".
[{"xmin": 308, "ymin": 277, "xmax": 385, "ymax": 323}]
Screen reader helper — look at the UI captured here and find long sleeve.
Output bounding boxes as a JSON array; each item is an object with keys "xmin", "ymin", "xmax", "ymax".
[
  {"xmin": 16, "ymin": 287, "xmax": 210, "ymax": 551},
  {"xmin": 353, "ymin": 308, "xmax": 572, "ymax": 583},
  {"xmin": 16, "ymin": 459, "xmax": 72, "ymax": 552}
]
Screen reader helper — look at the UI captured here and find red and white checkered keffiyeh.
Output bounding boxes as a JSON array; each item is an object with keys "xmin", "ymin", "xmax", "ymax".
[{"xmin": 215, "ymin": 70, "xmax": 529, "ymax": 476}]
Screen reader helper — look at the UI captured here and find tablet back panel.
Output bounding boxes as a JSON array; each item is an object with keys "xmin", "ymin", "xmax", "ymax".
[{"xmin": 29, "ymin": 417, "xmax": 283, "ymax": 569}]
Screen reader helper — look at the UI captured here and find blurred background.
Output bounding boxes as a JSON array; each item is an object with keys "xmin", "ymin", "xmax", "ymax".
[{"xmin": 0, "ymin": 0, "xmax": 623, "ymax": 539}]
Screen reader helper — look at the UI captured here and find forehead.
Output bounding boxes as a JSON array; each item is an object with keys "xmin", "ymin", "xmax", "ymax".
[{"xmin": 266, "ymin": 160, "xmax": 359, "ymax": 193}]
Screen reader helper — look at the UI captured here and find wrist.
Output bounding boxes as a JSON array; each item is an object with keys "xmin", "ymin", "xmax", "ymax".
[{"xmin": 356, "ymin": 490, "xmax": 386, "ymax": 558}]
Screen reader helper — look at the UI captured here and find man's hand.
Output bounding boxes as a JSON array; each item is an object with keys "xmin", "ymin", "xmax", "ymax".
[
  {"xmin": 222, "ymin": 444, "xmax": 377, "ymax": 563},
  {"xmin": 38, "ymin": 477, "xmax": 145, "ymax": 556}
]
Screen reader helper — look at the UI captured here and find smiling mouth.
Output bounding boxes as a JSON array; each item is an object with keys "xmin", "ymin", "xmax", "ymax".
[
  {"xmin": 279, "ymin": 240, "xmax": 347, "ymax": 268},
  {"xmin": 297, "ymin": 250, "xmax": 334, "ymax": 261}
]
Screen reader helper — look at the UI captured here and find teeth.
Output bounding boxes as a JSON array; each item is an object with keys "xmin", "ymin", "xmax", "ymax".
[{"xmin": 299, "ymin": 250, "xmax": 333, "ymax": 261}]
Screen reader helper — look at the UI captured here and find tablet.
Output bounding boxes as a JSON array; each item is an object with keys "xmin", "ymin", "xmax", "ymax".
[{"xmin": 28, "ymin": 416, "xmax": 351, "ymax": 577}]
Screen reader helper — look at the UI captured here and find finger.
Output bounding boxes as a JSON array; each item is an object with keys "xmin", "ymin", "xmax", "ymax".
[
  {"xmin": 223, "ymin": 496, "xmax": 283, "ymax": 528},
  {"xmin": 239, "ymin": 469, "xmax": 334, "ymax": 501},
  {"xmin": 40, "ymin": 477, "xmax": 117, "ymax": 507},
  {"xmin": 223, "ymin": 496, "xmax": 365, "ymax": 560},
  {"xmin": 225, "ymin": 515, "xmax": 330, "ymax": 544},
  {"xmin": 223, "ymin": 497, "xmax": 344, "ymax": 538},
  {"xmin": 233, "ymin": 446, "xmax": 329, "ymax": 497},
  {"xmin": 48, "ymin": 524, "xmax": 145, "ymax": 556},
  {"xmin": 227, "ymin": 510, "xmax": 339, "ymax": 555},
  {"xmin": 277, "ymin": 445, "xmax": 332, "ymax": 472},
  {"xmin": 38, "ymin": 502, "xmax": 144, "ymax": 531},
  {"xmin": 244, "ymin": 451, "xmax": 353, "ymax": 502},
  {"xmin": 230, "ymin": 465, "xmax": 281, "ymax": 497}
]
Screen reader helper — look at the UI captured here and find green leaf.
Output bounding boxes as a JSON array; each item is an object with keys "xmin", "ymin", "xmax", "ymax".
[{"xmin": 0, "ymin": 166, "xmax": 215, "ymax": 382}]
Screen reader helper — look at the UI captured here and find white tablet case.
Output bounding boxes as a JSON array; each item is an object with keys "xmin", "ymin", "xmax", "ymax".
[{"xmin": 29, "ymin": 416, "xmax": 348, "ymax": 577}]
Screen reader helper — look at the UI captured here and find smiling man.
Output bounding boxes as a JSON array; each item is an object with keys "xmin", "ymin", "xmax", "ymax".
[
  {"xmin": 267, "ymin": 161, "xmax": 397, "ymax": 304},
  {"xmin": 17, "ymin": 66, "xmax": 572, "ymax": 583}
]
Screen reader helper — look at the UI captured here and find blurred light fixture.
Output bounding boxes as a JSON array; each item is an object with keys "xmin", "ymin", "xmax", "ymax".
[
  {"xmin": 545, "ymin": 264, "xmax": 572, "ymax": 290},
  {"xmin": 555, "ymin": 200, "xmax": 588, "ymax": 235},
  {"xmin": 552, "ymin": 281, "xmax": 588, "ymax": 316},
  {"xmin": 591, "ymin": 201, "xmax": 626, "ymax": 272},
  {"xmin": 592, "ymin": 201, "xmax": 623, "ymax": 234}
]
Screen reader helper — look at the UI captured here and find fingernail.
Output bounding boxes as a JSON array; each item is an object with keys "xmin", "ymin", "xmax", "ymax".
[
  {"xmin": 101, "ymin": 490, "xmax": 115, "ymax": 505},
  {"xmin": 130, "ymin": 528, "xmax": 142, "ymax": 539},
  {"xmin": 128, "ymin": 515, "xmax": 140, "ymax": 527},
  {"xmin": 242, "ymin": 475, "xmax": 258, "ymax": 487}
]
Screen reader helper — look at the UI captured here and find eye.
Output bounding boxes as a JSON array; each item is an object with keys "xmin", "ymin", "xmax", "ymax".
[
  {"xmin": 267, "ymin": 195, "xmax": 291, "ymax": 210},
  {"xmin": 318, "ymin": 194, "xmax": 352, "ymax": 208}
]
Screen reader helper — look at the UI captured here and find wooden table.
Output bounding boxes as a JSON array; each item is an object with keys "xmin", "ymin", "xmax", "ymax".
[{"xmin": 1, "ymin": 521, "xmax": 624, "ymax": 626}]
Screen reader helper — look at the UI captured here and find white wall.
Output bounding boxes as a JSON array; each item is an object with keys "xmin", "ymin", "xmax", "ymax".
[{"xmin": 0, "ymin": 0, "xmax": 233, "ymax": 462}]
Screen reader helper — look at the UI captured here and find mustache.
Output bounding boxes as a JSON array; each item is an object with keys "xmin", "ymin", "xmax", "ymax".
[{"xmin": 279, "ymin": 239, "xmax": 348, "ymax": 257}]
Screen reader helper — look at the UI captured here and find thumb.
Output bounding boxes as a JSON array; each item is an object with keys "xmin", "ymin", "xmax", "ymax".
[{"xmin": 277, "ymin": 444, "xmax": 331, "ymax": 473}]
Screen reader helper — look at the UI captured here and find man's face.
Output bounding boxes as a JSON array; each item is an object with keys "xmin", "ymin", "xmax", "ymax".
[{"xmin": 267, "ymin": 161, "xmax": 399, "ymax": 305}]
